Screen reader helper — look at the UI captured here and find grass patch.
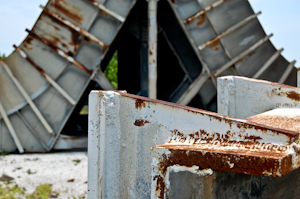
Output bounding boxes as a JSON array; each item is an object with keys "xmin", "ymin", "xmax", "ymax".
[
  {"xmin": 0, "ymin": 184, "xmax": 25, "ymax": 199},
  {"xmin": 72, "ymin": 159, "xmax": 81, "ymax": 164},
  {"xmin": 26, "ymin": 169, "xmax": 37, "ymax": 175},
  {"xmin": 0, "ymin": 183, "xmax": 59, "ymax": 199},
  {"xmin": 27, "ymin": 183, "xmax": 59, "ymax": 199}
]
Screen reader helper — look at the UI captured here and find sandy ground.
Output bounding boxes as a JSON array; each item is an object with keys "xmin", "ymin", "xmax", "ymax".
[{"xmin": 0, "ymin": 152, "xmax": 88, "ymax": 198}]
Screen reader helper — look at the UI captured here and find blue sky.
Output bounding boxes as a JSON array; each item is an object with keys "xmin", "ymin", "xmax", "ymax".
[{"xmin": 0, "ymin": 0, "xmax": 299, "ymax": 64}]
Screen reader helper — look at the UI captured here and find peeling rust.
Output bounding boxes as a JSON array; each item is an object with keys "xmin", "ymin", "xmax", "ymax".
[
  {"xmin": 135, "ymin": 99, "xmax": 146, "ymax": 109},
  {"xmin": 155, "ymin": 146, "xmax": 292, "ymax": 177},
  {"xmin": 13, "ymin": 45, "xmax": 46, "ymax": 76},
  {"xmin": 40, "ymin": 13, "xmax": 82, "ymax": 53},
  {"xmin": 23, "ymin": 37, "xmax": 34, "ymax": 50},
  {"xmin": 26, "ymin": 29, "xmax": 93, "ymax": 75},
  {"xmin": 286, "ymin": 91, "xmax": 300, "ymax": 101},
  {"xmin": 184, "ymin": 0, "xmax": 226, "ymax": 24},
  {"xmin": 41, "ymin": 5, "xmax": 109, "ymax": 48},
  {"xmin": 196, "ymin": 15, "xmax": 206, "ymax": 26},
  {"xmin": 207, "ymin": 39, "xmax": 220, "ymax": 51},
  {"xmin": 99, "ymin": 10, "xmax": 108, "ymax": 17},
  {"xmin": 134, "ymin": 119, "xmax": 150, "ymax": 126},
  {"xmin": 168, "ymin": 130, "xmax": 287, "ymax": 152},
  {"xmin": 51, "ymin": 0, "xmax": 83, "ymax": 24},
  {"xmin": 153, "ymin": 175, "xmax": 166, "ymax": 199}
]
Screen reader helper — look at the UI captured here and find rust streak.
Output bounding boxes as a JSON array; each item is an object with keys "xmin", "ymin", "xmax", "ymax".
[
  {"xmin": 13, "ymin": 45, "xmax": 46, "ymax": 76},
  {"xmin": 153, "ymin": 175, "xmax": 166, "ymax": 199},
  {"xmin": 134, "ymin": 119, "xmax": 150, "ymax": 127},
  {"xmin": 41, "ymin": 6, "xmax": 109, "ymax": 48},
  {"xmin": 52, "ymin": 0, "xmax": 83, "ymax": 24},
  {"xmin": 207, "ymin": 40, "xmax": 220, "ymax": 51},
  {"xmin": 135, "ymin": 99, "xmax": 146, "ymax": 109},
  {"xmin": 156, "ymin": 147, "xmax": 292, "ymax": 177},
  {"xmin": 286, "ymin": 91, "xmax": 300, "ymax": 101},
  {"xmin": 197, "ymin": 15, "xmax": 206, "ymax": 26},
  {"xmin": 25, "ymin": 29, "xmax": 93, "ymax": 75}
]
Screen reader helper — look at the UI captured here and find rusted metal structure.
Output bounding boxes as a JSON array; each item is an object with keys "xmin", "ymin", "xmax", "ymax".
[
  {"xmin": 0, "ymin": 0, "xmax": 297, "ymax": 152},
  {"xmin": 88, "ymin": 76, "xmax": 300, "ymax": 198}
]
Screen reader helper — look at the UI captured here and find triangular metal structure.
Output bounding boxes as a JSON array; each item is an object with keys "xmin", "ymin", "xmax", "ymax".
[{"xmin": 0, "ymin": 0, "xmax": 297, "ymax": 152}]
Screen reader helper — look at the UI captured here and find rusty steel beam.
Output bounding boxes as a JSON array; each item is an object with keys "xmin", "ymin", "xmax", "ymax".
[
  {"xmin": 25, "ymin": 29, "xmax": 93, "ymax": 75},
  {"xmin": 88, "ymin": 86, "xmax": 300, "ymax": 198},
  {"xmin": 86, "ymin": 0, "xmax": 125, "ymax": 22},
  {"xmin": 184, "ymin": 0, "xmax": 227, "ymax": 24},
  {"xmin": 40, "ymin": 5, "xmax": 109, "ymax": 48},
  {"xmin": 198, "ymin": 12, "xmax": 261, "ymax": 51},
  {"xmin": 13, "ymin": 45, "xmax": 76, "ymax": 105}
]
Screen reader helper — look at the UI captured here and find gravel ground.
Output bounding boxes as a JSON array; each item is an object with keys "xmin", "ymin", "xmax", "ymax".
[{"xmin": 0, "ymin": 152, "xmax": 88, "ymax": 198}]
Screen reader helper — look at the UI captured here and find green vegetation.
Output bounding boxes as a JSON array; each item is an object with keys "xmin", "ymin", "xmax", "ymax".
[
  {"xmin": 27, "ymin": 183, "xmax": 58, "ymax": 199},
  {"xmin": 0, "ymin": 151, "xmax": 9, "ymax": 156},
  {"xmin": 0, "ymin": 52, "xmax": 6, "ymax": 59},
  {"xmin": 104, "ymin": 51, "xmax": 118, "ymax": 89},
  {"xmin": 0, "ymin": 184, "xmax": 25, "ymax": 199},
  {"xmin": 72, "ymin": 159, "xmax": 81, "ymax": 164},
  {"xmin": 26, "ymin": 169, "xmax": 37, "ymax": 175}
]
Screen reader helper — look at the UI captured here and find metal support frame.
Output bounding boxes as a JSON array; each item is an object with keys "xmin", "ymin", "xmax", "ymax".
[
  {"xmin": 88, "ymin": 79, "xmax": 300, "ymax": 198},
  {"xmin": 279, "ymin": 60, "xmax": 296, "ymax": 84},
  {"xmin": 184, "ymin": 0, "xmax": 227, "ymax": 24},
  {"xmin": 13, "ymin": 45, "xmax": 76, "ymax": 105},
  {"xmin": 86, "ymin": 0, "xmax": 125, "ymax": 22},
  {"xmin": 176, "ymin": 70, "xmax": 210, "ymax": 105},
  {"xmin": 253, "ymin": 48, "xmax": 284, "ymax": 79},
  {"xmin": 148, "ymin": 0, "xmax": 158, "ymax": 99},
  {"xmin": 0, "ymin": 59, "xmax": 54, "ymax": 135},
  {"xmin": 16, "ymin": 111, "xmax": 48, "ymax": 150},
  {"xmin": 40, "ymin": 5, "xmax": 109, "ymax": 48},
  {"xmin": 198, "ymin": 12, "xmax": 261, "ymax": 51},
  {"xmin": 0, "ymin": 102, "xmax": 24, "ymax": 153},
  {"xmin": 25, "ymin": 29, "xmax": 93, "ymax": 75},
  {"xmin": 214, "ymin": 34, "xmax": 273, "ymax": 76}
]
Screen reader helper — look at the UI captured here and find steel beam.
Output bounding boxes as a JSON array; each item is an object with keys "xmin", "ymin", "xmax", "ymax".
[
  {"xmin": 184, "ymin": 0, "xmax": 227, "ymax": 24},
  {"xmin": 13, "ymin": 45, "xmax": 76, "ymax": 105},
  {"xmin": 148, "ymin": 0, "xmax": 158, "ymax": 99},
  {"xmin": 0, "ymin": 59, "xmax": 54, "ymax": 135},
  {"xmin": 40, "ymin": 5, "xmax": 109, "ymax": 48},
  {"xmin": 279, "ymin": 60, "xmax": 296, "ymax": 84},
  {"xmin": 0, "ymin": 102, "xmax": 24, "ymax": 153},
  {"xmin": 86, "ymin": 0, "xmax": 125, "ymax": 22},
  {"xmin": 88, "ymin": 86, "xmax": 300, "ymax": 198},
  {"xmin": 25, "ymin": 29, "xmax": 93, "ymax": 75},
  {"xmin": 253, "ymin": 48, "xmax": 284, "ymax": 79},
  {"xmin": 218, "ymin": 76, "xmax": 300, "ymax": 118},
  {"xmin": 214, "ymin": 34, "xmax": 273, "ymax": 77},
  {"xmin": 198, "ymin": 12, "xmax": 261, "ymax": 51}
]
